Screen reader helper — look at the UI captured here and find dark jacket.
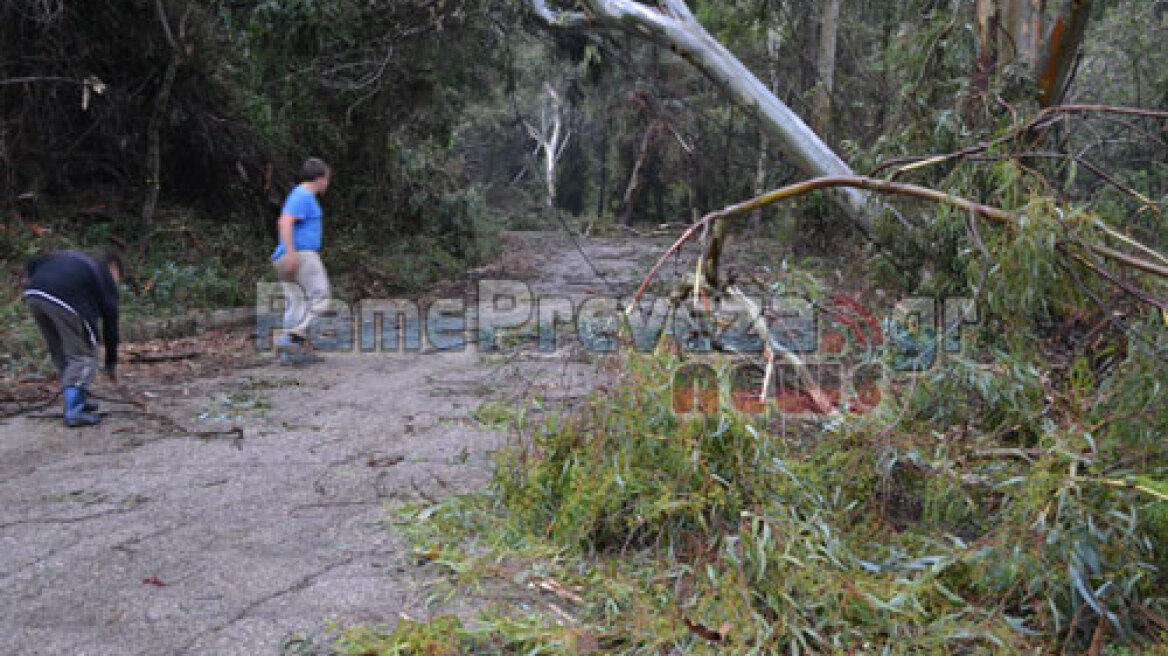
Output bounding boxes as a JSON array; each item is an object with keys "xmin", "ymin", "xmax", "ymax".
[{"xmin": 24, "ymin": 251, "xmax": 119, "ymax": 371}]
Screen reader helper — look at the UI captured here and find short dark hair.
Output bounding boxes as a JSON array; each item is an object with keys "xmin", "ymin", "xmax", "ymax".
[
  {"xmin": 297, "ymin": 157, "xmax": 330, "ymax": 183},
  {"xmin": 95, "ymin": 248, "xmax": 126, "ymax": 280}
]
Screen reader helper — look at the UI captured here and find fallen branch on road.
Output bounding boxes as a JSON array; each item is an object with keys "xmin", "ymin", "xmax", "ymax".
[
  {"xmin": 128, "ymin": 351, "xmax": 201, "ymax": 364},
  {"xmin": 1, "ymin": 389, "xmax": 243, "ymax": 448}
]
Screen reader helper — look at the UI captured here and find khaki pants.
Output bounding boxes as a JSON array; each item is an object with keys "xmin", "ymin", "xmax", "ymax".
[
  {"xmin": 275, "ymin": 251, "xmax": 330, "ymax": 340},
  {"xmin": 25, "ymin": 296, "xmax": 98, "ymax": 388}
]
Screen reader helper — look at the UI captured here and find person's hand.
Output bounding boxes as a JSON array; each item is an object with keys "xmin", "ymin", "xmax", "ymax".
[{"xmin": 280, "ymin": 252, "xmax": 300, "ymax": 277}]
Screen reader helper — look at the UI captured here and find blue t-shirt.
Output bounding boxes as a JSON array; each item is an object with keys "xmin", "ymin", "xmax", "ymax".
[{"xmin": 272, "ymin": 184, "xmax": 323, "ymax": 260}]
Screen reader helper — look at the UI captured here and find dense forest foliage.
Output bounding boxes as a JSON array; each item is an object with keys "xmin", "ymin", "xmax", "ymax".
[
  {"xmin": 2, "ymin": 1, "xmax": 1164, "ymax": 271},
  {"xmin": 3, "ymin": 0, "xmax": 1168, "ymax": 652}
]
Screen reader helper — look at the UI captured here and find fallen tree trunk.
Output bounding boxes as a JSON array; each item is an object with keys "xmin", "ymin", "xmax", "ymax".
[
  {"xmin": 124, "ymin": 307, "xmax": 254, "ymax": 342},
  {"xmin": 528, "ymin": 0, "xmax": 876, "ymax": 233}
]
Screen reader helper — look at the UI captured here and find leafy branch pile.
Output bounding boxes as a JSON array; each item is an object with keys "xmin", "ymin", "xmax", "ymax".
[
  {"xmin": 344, "ymin": 332, "xmax": 1166, "ymax": 653},
  {"xmin": 331, "ymin": 100, "xmax": 1168, "ymax": 653}
]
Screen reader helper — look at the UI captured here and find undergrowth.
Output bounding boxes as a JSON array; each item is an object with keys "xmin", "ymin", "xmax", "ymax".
[
  {"xmin": 332, "ymin": 159, "xmax": 1168, "ymax": 651},
  {"xmin": 1, "ymin": 198, "xmax": 500, "ymax": 378},
  {"xmin": 334, "ymin": 324, "xmax": 1168, "ymax": 654}
]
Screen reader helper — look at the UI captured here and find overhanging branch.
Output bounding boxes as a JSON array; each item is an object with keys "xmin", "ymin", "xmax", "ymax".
[
  {"xmin": 525, "ymin": 0, "xmax": 876, "ymax": 232},
  {"xmin": 630, "ymin": 176, "xmax": 1168, "ymax": 313}
]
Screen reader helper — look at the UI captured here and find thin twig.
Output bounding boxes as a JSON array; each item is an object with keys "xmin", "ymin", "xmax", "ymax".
[
  {"xmin": 1038, "ymin": 104, "xmax": 1168, "ymax": 121},
  {"xmin": 2, "ymin": 389, "xmax": 243, "ymax": 447},
  {"xmin": 1093, "ymin": 220, "xmax": 1168, "ymax": 267},
  {"xmin": 128, "ymin": 351, "xmax": 201, "ymax": 363},
  {"xmin": 1058, "ymin": 256, "xmax": 1168, "ymax": 364},
  {"xmin": 1067, "ymin": 251, "xmax": 1168, "ymax": 313},
  {"xmin": 963, "ymin": 151, "xmax": 1160, "ymax": 213}
]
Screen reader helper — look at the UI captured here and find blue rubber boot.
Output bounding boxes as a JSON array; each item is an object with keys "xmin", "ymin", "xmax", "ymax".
[
  {"xmin": 277, "ymin": 335, "xmax": 299, "ymax": 365},
  {"xmin": 63, "ymin": 386, "xmax": 101, "ymax": 427},
  {"xmin": 276, "ymin": 335, "xmax": 300, "ymax": 351}
]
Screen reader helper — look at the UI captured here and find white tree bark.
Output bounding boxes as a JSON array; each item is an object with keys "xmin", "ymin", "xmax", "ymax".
[
  {"xmin": 523, "ymin": 83, "xmax": 572, "ymax": 210},
  {"xmin": 528, "ymin": 0, "xmax": 876, "ymax": 234}
]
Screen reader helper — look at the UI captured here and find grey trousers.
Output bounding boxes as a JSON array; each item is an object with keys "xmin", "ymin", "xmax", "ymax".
[
  {"xmin": 25, "ymin": 296, "xmax": 98, "ymax": 388},
  {"xmin": 274, "ymin": 250, "xmax": 331, "ymax": 340}
]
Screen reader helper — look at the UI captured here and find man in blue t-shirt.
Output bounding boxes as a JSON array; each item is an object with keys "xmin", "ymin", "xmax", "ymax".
[{"xmin": 273, "ymin": 157, "xmax": 331, "ymax": 363}]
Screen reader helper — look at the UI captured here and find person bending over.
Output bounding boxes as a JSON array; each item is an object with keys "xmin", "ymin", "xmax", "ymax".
[{"xmin": 23, "ymin": 249, "xmax": 123, "ymax": 427}]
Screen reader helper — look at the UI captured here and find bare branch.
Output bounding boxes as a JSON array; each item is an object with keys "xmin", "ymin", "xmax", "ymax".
[
  {"xmin": 1085, "ymin": 243, "xmax": 1168, "ymax": 280},
  {"xmin": 1093, "ymin": 220, "xmax": 1168, "ymax": 268},
  {"xmin": 1039, "ymin": 104, "xmax": 1168, "ymax": 120},
  {"xmin": 1067, "ymin": 252, "xmax": 1168, "ymax": 314},
  {"xmin": 154, "ymin": 0, "xmax": 178, "ymax": 51},
  {"xmin": 629, "ymin": 175, "xmax": 1168, "ymax": 312}
]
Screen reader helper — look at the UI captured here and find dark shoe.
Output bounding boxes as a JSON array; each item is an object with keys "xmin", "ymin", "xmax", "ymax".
[{"xmin": 63, "ymin": 386, "xmax": 101, "ymax": 427}]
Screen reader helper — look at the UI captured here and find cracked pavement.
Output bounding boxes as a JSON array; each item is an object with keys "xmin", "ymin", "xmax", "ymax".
[
  {"xmin": 1, "ymin": 350, "xmax": 519, "ymax": 655},
  {"xmin": 0, "ymin": 232, "xmax": 678, "ymax": 655}
]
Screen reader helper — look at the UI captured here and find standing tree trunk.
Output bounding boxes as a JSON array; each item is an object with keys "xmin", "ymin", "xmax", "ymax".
[
  {"xmin": 685, "ymin": 145, "xmax": 699, "ymax": 224},
  {"xmin": 811, "ymin": 0, "xmax": 841, "ymax": 136},
  {"xmin": 619, "ymin": 121, "xmax": 659, "ymax": 226},
  {"xmin": 596, "ymin": 109, "xmax": 609, "ymax": 218},
  {"xmin": 749, "ymin": 125, "xmax": 768, "ymax": 235},
  {"xmin": 1033, "ymin": 0, "xmax": 1093, "ymax": 107},
  {"xmin": 528, "ymin": 0, "xmax": 877, "ymax": 234},
  {"xmin": 524, "ymin": 83, "xmax": 572, "ymax": 211},
  {"xmin": 140, "ymin": 0, "xmax": 189, "ymax": 246},
  {"xmin": 721, "ymin": 106, "xmax": 734, "ymax": 204},
  {"xmin": 141, "ymin": 61, "xmax": 177, "ymax": 242},
  {"xmin": 972, "ymin": 0, "xmax": 1000, "ymax": 94},
  {"xmin": 750, "ymin": 24, "xmax": 783, "ymax": 235},
  {"xmin": 976, "ymin": 0, "xmax": 1094, "ymax": 107}
]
